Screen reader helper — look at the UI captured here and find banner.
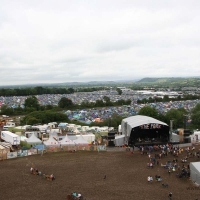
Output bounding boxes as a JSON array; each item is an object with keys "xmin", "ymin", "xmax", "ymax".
[
  {"xmin": 7, "ymin": 152, "xmax": 17, "ymax": 159},
  {"xmin": 17, "ymin": 150, "xmax": 28, "ymax": 157},
  {"xmin": 97, "ymin": 145, "xmax": 106, "ymax": 151},
  {"xmin": 28, "ymin": 149, "xmax": 38, "ymax": 155}
]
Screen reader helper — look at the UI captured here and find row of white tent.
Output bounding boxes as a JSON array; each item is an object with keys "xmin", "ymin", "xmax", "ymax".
[
  {"xmin": 43, "ymin": 134, "xmax": 89, "ymax": 146},
  {"xmin": 25, "ymin": 133, "xmax": 91, "ymax": 146}
]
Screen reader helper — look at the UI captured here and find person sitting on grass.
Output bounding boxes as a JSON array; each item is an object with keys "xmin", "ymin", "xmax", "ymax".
[
  {"xmin": 35, "ymin": 168, "xmax": 39, "ymax": 175},
  {"xmin": 30, "ymin": 167, "xmax": 34, "ymax": 174},
  {"xmin": 168, "ymin": 192, "xmax": 172, "ymax": 199},
  {"xmin": 50, "ymin": 174, "xmax": 55, "ymax": 181},
  {"xmin": 38, "ymin": 171, "xmax": 42, "ymax": 176},
  {"xmin": 155, "ymin": 175, "xmax": 162, "ymax": 181},
  {"xmin": 77, "ymin": 193, "xmax": 82, "ymax": 199},
  {"xmin": 147, "ymin": 176, "xmax": 151, "ymax": 183},
  {"xmin": 72, "ymin": 192, "xmax": 77, "ymax": 197}
]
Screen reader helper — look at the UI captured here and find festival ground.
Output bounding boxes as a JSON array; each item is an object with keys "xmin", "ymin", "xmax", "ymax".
[{"xmin": 0, "ymin": 146, "xmax": 200, "ymax": 200}]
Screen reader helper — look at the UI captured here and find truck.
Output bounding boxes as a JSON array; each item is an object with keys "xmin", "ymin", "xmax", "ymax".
[{"xmin": 1, "ymin": 131, "xmax": 20, "ymax": 145}]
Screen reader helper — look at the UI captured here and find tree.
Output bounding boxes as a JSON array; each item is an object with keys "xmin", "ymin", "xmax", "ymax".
[
  {"xmin": 58, "ymin": 97, "xmax": 73, "ymax": 108},
  {"xmin": 26, "ymin": 117, "xmax": 41, "ymax": 125},
  {"xmin": 165, "ymin": 108, "xmax": 184, "ymax": 129},
  {"xmin": 116, "ymin": 88, "xmax": 122, "ymax": 95},
  {"xmin": 24, "ymin": 96, "xmax": 40, "ymax": 110},
  {"xmin": 68, "ymin": 88, "xmax": 75, "ymax": 93},
  {"xmin": 0, "ymin": 105, "xmax": 14, "ymax": 115},
  {"xmin": 191, "ymin": 111, "xmax": 200, "ymax": 129},
  {"xmin": 163, "ymin": 95, "xmax": 169, "ymax": 102},
  {"xmin": 138, "ymin": 106, "xmax": 159, "ymax": 119},
  {"xmin": 191, "ymin": 103, "xmax": 200, "ymax": 129},
  {"xmin": 103, "ymin": 96, "xmax": 113, "ymax": 106},
  {"xmin": 21, "ymin": 111, "xmax": 69, "ymax": 125},
  {"xmin": 191, "ymin": 103, "xmax": 200, "ymax": 115},
  {"xmin": 103, "ymin": 96, "xmax": 110, "ymax": 103},
  {"xmin": 95, "ymin": 100, "xmax": 105, "ymax": 107},
  {"xmin": 45, "ymin": 105, "xmax": 53, "ymax": 110}
]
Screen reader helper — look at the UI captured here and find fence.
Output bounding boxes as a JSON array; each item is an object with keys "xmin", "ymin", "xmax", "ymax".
[{"xmin": 0, "ymin": 145, "xmax": 106, "ymax": 161}]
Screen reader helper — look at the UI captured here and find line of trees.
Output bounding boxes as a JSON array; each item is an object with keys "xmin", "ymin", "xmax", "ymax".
[
  {"xmin": 0, "ymin": 87, "xmax": 75, "ymax": 96},
  {"xmin": 0, "ymin": 86, "xmax": 111, "ymax": 96}
]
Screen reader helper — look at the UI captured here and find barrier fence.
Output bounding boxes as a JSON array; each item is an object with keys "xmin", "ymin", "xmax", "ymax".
[{"xmin": 0, "ymin": 145, "xmax": 106, "ymax": 161}]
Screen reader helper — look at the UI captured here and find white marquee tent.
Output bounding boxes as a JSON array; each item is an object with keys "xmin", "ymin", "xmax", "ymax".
[
  {"xmin": 26, "ymin": 134, "xmax": 42, "ymax": 145},
  {"xmin": 59, "ymin": 135, "xmax": 75, "ymax": 146},
  {"xmin": 73, "ymin": 135, "xmax": 88, "ymax": 145},
  {"xmin": 43, "ymin": 135, "xmax": 59, "ymax": 146}
]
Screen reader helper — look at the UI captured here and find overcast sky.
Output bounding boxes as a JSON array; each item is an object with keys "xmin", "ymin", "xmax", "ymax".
[{"xmin": 0, "ymin": 0, "xmax": 200, "ymax": 86}]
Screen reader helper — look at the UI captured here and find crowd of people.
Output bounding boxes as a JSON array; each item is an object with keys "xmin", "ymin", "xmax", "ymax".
[
  {"xmin": 140, "ymin": 143, "xmax": 200, "ymax": 199},
  {"xmin": 67, "ymin": 192, "xmax": 84, "ymax": 200},
  {"xmin": 30, "ymin": 167, "xmax": 55, "ymax": 181}
]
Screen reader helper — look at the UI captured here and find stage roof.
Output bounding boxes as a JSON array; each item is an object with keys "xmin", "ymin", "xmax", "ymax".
[
  {"xmin": 122, "ymin": 115, "xmax": 168, "ymax": 128},
  {"xmin": 121, "ymin": 115, "xmax": 168, "ymax": 137}
]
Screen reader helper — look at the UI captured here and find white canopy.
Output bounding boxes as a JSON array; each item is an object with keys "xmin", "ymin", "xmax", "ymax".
[
  {"xmin": 190, "ymin": 162, "xmax": 200, "ymax": 185},
  {"xmin": 43, "ymin": 135, "xmax": 59, "ymax": 146},
  {"xmin": 26, "ymin": 134, "xmax": 42, "ymax": 144},
  {"xmin": 73, "ymin": 134, "xmax": 88, "ymax": 145},
  {"xmin": 59, "ymin": 135, "xmax": 75, "ymax": 146},
  {"xmin": 49, "ymin": 130, "xmax": 59, "ymax": 139}
]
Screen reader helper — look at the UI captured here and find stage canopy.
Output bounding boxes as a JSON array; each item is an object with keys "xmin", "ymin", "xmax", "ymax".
[{"xmin": 121, "ymin": 115, "xmax": 169, "ymax": 146}]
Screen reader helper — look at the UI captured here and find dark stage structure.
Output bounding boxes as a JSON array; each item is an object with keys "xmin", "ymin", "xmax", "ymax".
[
  {"xmin": 121, "ymin": 115, "xmax": 169, "ymax": 147},
  {"xmin": 128, "ymin": 123, "xmax": 169, "ymax": 146}
]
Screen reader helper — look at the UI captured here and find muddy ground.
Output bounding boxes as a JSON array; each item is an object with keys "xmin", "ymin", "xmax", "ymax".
[{"xmin": 0, "ymin": 147, "xmax": 200, "ymax": 200}]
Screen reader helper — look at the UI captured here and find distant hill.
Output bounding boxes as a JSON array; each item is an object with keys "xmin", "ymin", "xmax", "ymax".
[
  {"xmin": 137, "ymin": 77, "xmax": 185, "ymax": 83},
  {"xmin": 1, "ymin": 77, "xmax": 200, "ymax": 88},
  {"xmin": 136, "ymin": 77, "xmax": 200, "ymax": 83},
  {"xmin": 0, "ymin": 80, "xmax": 138, "ymax": 88},
  {"xmin": 136, "ymin": 77, "xmax": 200, "ymax": 88}
]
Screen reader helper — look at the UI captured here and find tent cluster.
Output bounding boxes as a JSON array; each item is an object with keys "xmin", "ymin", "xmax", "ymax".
[
  {"xmin": 21, "ymin": 130, "xmax": 90, "ymax": 147},
  {"xmin": 43, "ymin": 134, "xmax": 89, "ymax": 147}
]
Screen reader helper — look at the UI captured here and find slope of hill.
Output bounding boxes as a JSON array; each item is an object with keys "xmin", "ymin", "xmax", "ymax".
[{"xmin": 136, "ymin": 77, "xmax": 200, "ymax": 88}]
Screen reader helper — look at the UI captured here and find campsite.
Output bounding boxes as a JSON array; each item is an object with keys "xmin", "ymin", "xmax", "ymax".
[{"xmin": 0, "ymin": 146, "xmax": 200, "ymax": 200}]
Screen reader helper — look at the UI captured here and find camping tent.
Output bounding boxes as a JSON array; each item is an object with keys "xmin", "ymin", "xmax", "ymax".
[
  {"xmin": 73, "ymin": 135, "xmax": 88, "ymax": 145},
  {"xmin": 26, "ymin": 133, "xmax": 42, "ymax": 145},
  {"xmin": 190, "ymin": 162, "xmax": 200, "ymax": 185},
  {"xmin": 59, "ymin": 135, "xmax": 75, "ymax": 146}
]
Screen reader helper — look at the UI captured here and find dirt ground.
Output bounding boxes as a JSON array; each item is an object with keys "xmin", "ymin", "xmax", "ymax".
[{"xmin": 0, "ymin": 146, "xmax": 200, "ymax": 200}]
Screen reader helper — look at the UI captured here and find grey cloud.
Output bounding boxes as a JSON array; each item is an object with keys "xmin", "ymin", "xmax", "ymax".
[{"xmin": 0, "ymin": 0, "xmax": 200, "ymax": 85}]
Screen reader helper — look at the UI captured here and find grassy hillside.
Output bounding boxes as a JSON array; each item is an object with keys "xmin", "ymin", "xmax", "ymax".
[{"xmin": 136, "ymin": 77, "xmax": 200, "ymax": 88}]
